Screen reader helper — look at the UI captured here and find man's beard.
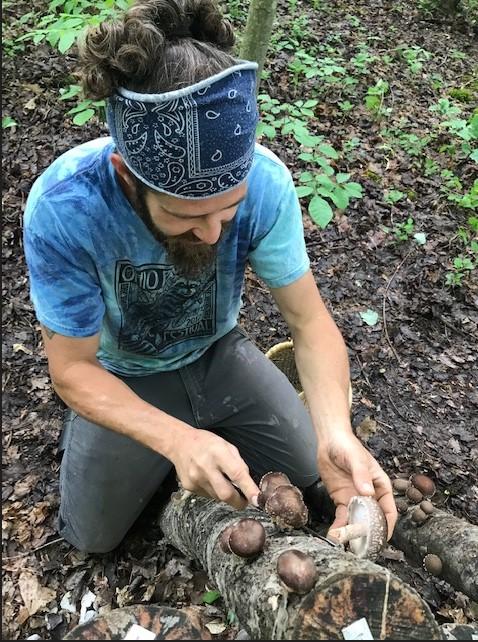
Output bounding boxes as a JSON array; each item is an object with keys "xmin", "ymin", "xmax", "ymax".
[{"xmin": 133, "ymin": 183, "xmax": 228, "ymax": 279}]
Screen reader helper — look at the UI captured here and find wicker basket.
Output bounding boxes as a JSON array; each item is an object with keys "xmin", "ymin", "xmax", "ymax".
[{"xmin": 265, "ymin": 340, "xmax": 352, "ymax": 407}]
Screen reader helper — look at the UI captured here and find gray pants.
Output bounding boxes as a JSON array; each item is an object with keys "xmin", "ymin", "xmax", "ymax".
[{"xmin": 58, "ymin": 327, "xmax": 319, "ymax": 553}]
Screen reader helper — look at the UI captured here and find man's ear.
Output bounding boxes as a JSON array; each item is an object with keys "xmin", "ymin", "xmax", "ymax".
[{"xmin": 110, "ymin": 153, "xmax": 136, "ymax": 190}]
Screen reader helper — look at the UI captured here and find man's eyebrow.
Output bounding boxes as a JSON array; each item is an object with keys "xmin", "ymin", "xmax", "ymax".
[{"xmin": 162, "ymin": 195, "xmax": 246, "ymax": 218}]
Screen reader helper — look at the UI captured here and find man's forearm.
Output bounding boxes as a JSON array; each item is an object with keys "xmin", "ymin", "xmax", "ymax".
[
  {"xmin": 292, "ymin": 319, "xmax": 352, "ymax": 440},
  {"xmin": 52, "ymin": 360, "xmax": 192, "ymax": 458}
]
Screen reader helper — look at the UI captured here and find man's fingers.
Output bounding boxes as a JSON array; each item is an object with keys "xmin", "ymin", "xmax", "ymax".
[
  {"xmin": 327, "ymin": 503, "xmax": 348, "ymax": 540},
  {"xmin": 222, "ymin": 459, "xmax": 260, "ymax": 507},
  {"xmin": 209, "ymin": 473, "xmax": 248, "ymax": 510},
  {"xmin": 351, "ymin": 461, "xmax": 375, "ymax": 496},
  {"xmin": 374, "ymin": 476, "xmax": 398, "ymax": 539}
]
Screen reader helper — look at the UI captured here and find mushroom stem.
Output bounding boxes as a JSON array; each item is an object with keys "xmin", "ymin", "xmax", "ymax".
[{"xmin": 328, "ymin": 523, "xmax": 368, "ymax": 544}]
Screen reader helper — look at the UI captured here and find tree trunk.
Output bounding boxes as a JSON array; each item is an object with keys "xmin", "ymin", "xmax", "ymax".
[
  {"xmin": 239, "ymin": 0, "xmax": 278, "ymax": 87},
  {"xmin": 160, "ymin": 490, "xmax": 441, "ymax": 640},
  {"xmin": 391, "ymin": 508, "xmax": 478, "ymax": 600}
]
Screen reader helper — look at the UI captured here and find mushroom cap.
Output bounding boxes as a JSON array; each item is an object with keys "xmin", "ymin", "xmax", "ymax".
[
  {"xmin": 258, "ymin": 472, "xmax": 291, "ymax": 509},
  {"xmin": 406, "ymin": 487, "xmax": 423, "ymax": 504},
  {"xmin": 423, "ymin": 553, "xmax": 442, "ymax": 576},
  {"xmin": 412, "ymin": 508, "xmax": 428, "ymax": 524},
  {"xmin": 276, "ymin": 550, "xmax": 318, "ymax": 594},
  {"xmin": 265, "ymin": 484, "xmax": 308, "ymax": 529},
  {"xmin": 395, "ymin": 498, "xmax": 409, "ymax": 514},
  {"xmin": 420, "ymin": 500, "xmax": 435, "ymax": 515},
  {"xmin": 411, "ymin": 474, "xmax": 436, "ymax": 498},
  {"xmin": 392, "ymin": 478, "xmax": 410, "ymax": 494},
  {"xmin": 227, "ymin": 519, "xmax": 266, "ymax": 558},
  {"xmin": 219, "ymin": 525, "xmax": 234, "ymax": 553},
  {"xmin": 347, "ymin": 496, "xmax": 387, "ymax": 560}
]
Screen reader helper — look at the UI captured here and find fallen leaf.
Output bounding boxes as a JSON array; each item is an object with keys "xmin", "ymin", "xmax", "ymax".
[
  {"xmin": 24, "ymin": 97, "xmax": 37, "ymax": 110},
  {"xmin": 19, "ymin": 571, "xmax": 56, "ymax": 616},
  {"xmin": 12, "ymin": 473, "xmax": 39, "ymax": 500},
  {"xmin": 205, "ymin": 619, "xmax": 227, "ymax": 635},
  {"xmin": 13, "ymin": 343, "xmax": 32, "ymax": 355}
]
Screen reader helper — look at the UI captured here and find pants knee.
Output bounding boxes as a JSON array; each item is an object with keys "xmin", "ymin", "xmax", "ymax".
[{"xmin": 58, "ymin": 514, "xmax": 124, "ymax": 554}]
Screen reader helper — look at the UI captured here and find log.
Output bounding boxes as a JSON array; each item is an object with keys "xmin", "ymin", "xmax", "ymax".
[
  {"xmin": 391, "ymin": 507, "xmax": 478, "ymax": 601},
  {"xmin": 63, "ymin": 605, "xmax": 211, "ymax": 640},
  {"xmin": 160, "ymin": 490, "xmax": 441, "ymax": 640}
]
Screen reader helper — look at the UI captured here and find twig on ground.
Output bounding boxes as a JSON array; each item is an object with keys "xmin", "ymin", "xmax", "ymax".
[
  {"xmin": 382, "ymin": 249, "xmax": 414, "ymax": 364},
  {"xmin": 3, "ymin": 537, "xmax": 65, "ymax": 560}
]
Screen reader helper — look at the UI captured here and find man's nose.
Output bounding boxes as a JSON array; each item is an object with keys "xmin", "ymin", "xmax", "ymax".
[{"xmin": 192, "ymin": 216, "xmax": 223, "ymax": 245}]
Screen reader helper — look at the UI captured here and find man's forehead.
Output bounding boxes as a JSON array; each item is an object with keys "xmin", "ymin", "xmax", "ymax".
[{"xmin": 156, "ymin": 184, "xmax": 248, "ymax": 218}]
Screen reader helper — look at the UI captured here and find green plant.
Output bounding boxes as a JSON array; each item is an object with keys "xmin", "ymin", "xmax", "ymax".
[
  {"xmin": 287, "ymin": 50, "xmax": 346, "ymax": 89},
  {"xmin": 364, "ymin": 79, "xmax": 390, "ymax": 117},
  {"xmin": 17, "ymin": 0, "xmax": 131, "ymax": 54},
  {"xmin": 384, "ymin": 189, "xmax": 405, "ymax": 204},
  {"xmin": 396, "ymin": 45, "xmax": 431, "ymax": 74},
  {"xmin": 350, "ymin": 46, "xmax": 377, "ymax": 74},
  {"xmin": 338, "ymin": 100, "xmax": 354, "ymax": 113},
  {"xmin": 445, "ymin": 256, "xmax": 475, "ymax": 286},
  {"xmin": 296, "ymin": 149, "xmax": 363, "ymax": 228},
  {"xmin": 2, "ymin": 116, "xmax": 17, "ymax": 129},
  {"xmin": 429, "ymin": 98, "xmax": 461, "ymax": 118},
  {"xmin": 423, "ymin": 157, "xmax": 441, "ymax": 176},
  {"xmin": 60, "ymin": 84, "xmax": 105, "ymax": 125},
  {"xmin": 256, "ymin": 94, "xmax": 319, "ymax": 141},
  {"xmin": 394, "ymin": 217, "xmax": 415, "ymax": 241}
]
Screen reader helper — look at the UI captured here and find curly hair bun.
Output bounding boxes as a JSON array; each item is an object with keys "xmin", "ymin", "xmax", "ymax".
[{"xmin": 78, "ymin": 0, "xmax": 236, "ymax": 99}]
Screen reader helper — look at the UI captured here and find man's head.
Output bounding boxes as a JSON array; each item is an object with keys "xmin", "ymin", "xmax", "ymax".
[
  {"xmin": 79, "ymin": 0, "xmax": 258, "ymax": 276},
  {"xmin": 111, "ymin": 152, "xmax": 247, "ymax": 276}
]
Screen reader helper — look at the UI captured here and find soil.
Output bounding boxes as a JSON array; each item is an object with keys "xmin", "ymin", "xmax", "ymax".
[{"xmin": 2, "ymin": 0, "xmax": 477, "ymax": 639}]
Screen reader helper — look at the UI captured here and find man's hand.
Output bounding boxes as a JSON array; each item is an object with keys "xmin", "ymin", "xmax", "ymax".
[
  {"xmin": 318, "ymin": 433, "xmax": 397, "ymax": 540},
  {"xmin": 170, "ymin": 429, "xmax": 260, "ymax": 510}
]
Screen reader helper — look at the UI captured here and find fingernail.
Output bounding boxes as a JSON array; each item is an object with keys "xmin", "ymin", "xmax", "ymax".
[{"xmin": 251, "ymin": 495, "xmax": 259, "ymax": 508}]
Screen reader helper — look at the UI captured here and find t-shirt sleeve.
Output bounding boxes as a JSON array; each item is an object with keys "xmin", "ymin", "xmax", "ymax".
[
  {"xmin": 24, "ymin": 203, "xmax": 105, "ymax": 337},
  {"xmin": 248, "ymin": 170, "xmax": 310, "ymax": 288}
]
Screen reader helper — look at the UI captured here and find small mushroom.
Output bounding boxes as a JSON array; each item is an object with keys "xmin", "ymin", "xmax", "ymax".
[
  {"xmin": 406, "ymin": 487, "xmax": 423, "ymax": 504},
  {"xmin": 411, "ymin": 474, "xmax": 436, "ymax": 498},
  {"xmin": 277, "ymin": 550, "xmax": 318, "ymax": 594},
  {"xmin": 392, "ymin": 478, "xmax": 410, "ymax": 494},
  {"xmin": 265, "ymin": 484, "xmax": 308, "ymax": 529},
  {"xmin": 420, "ymin": 500, "xmax": 435, "ymax": 515},
  {"xmin": 219, "ymin": 519, "xmax": 266, "ymax": 558},
  {"xmin": 327, "ymin": 496, "xmax": 387, "ymax": 560},
  {"xmin": 219, "ymin": 525, "xmax": 234, "ymax": 553},
  {"xmin": 395, "ymin": 498, "xmax": 409, "ymax": 514},
  {"xmin": 411, "ymin": 508, "xmax": 428, "ymax": 524},
  {"xmin": 423, "ymin": 553, "xmax": 442, "ymax": 576},
  {"xmin": 257, "ymin": 471, "xmax": 291, "ymax": 509}
]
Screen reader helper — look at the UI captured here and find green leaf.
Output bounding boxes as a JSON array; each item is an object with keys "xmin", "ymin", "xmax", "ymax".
[
  {"xmin": 261, "ymin": 124, "xmax": 277, "ymax": 139},
  {"xmin": 60, "ymin": 84, "xmax": 81, "ymax": 100},
  {"xmin": 72, "ymin": 109, "xmax": 95, "ymax": 126},
  {"xmin": 330, "ymin": 188, "xmax": 350, "ymax": 210},
  {"xmin": 470, "ymin": 149, "xmax": 478, "ymax": 163},
  {"xmin": 336, "ymin": 173, "xmax": 351, "ymax": 184},
  {"xmin": 58, "ymin": 30, "xmax": 77, "ymax": 53},
  {"xmin": 298, "ymin": 152, "xmax": 314, "ymax": 161},
  {"xmin": 360, "ymin": 309, "xmax": 379, "ymax": 326},
  {"xmin": 318, "ymin": 143, "xmax": 339, "ymax": 159},
  {"xmin": 2, "ymin": 116, "xmax": 17, "ymax": 129},
  {"xmin": 299, "ymin": 171, "xmax": 315, "ymax": 183},
  {"xmin": 202, "ymin": 590, "xmax": 221, "ymax": 604},
  {"xmin": 413, "ymin": 232, "xmax": 427, "ymax": 245},
  {"xmin": 309, "ymin": 196, "xmax": 334, "ymax": 229},
  {"xmin": 296, "ymin": 185, "xmax": 314, "ymax": 197},
  {"xmin": 343, "ymin": 182, "xmax": 363, "ymax": 198}
]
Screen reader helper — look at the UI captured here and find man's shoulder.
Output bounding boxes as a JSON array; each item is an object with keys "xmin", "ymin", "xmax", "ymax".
[
  {"xmin": 252, "ymin": 143, "xmax": 290, "ymax": 175},
  {"xmin": 24, "ymin": 138, "xmax": 114, "ymax": 228}
]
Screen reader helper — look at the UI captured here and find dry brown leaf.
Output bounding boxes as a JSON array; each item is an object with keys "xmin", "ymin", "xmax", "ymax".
[
  {"xmin": 12, "ymin": 473, "xmax": 40, "ymax": 500},
  {"xmin": 19, "ymin": 571, "xmax": 56, "ymax": 616}
]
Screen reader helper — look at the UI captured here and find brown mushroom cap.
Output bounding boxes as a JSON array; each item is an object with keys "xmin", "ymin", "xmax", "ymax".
[
  {"xmin": 406, "ymin": 487, "xmax": 423, "ymax": 504},
  {"xmin": 411, "ymin": 474, "xmax": 436, "ymax": 498},
  {"xmin": 412, "ymin": 508, "xmax": 428, "ymax": 524},
  {"xmin": 219, "ymin": 525, "xmax": 234, "ymax": 553},
  {"xmin": 227, "ymin": 519, "xmax": 266, "ymax": 558},
  {"xmin": 392, "ymin": 478, "xmax": 410, "ymax": 494},
  {"xmin": 347, "ymin": 496, "xmax": 387, "ymax": 560},
  {"xmin": 277, "ymin": 550, "xmax": 318, "ymax": 594},
  {"xmin": 395, "ymin": 498, "xmax": 409, "ymax": 514},
  {"xmin": 420, "ymin": 500, "xmax": 435, "ymax": 515},
  {"xmin": 265, "ymin": 484, "xmax": 308, "ymax": 529},
  {"xmin": 423, "ymin": 553, "xmax": 442, "ymax": 576},
  {"xmin": 257, "ymin": 472, "xmax": 291, "ymax": 509}
]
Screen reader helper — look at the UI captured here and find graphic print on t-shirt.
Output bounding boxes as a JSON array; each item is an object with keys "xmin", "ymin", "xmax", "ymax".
[{"xmin": 115, "ymin": 260, "xmax": 217, "ymax": 355}]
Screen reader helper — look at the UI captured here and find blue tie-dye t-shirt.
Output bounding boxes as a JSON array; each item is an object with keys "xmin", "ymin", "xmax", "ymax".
[{"xmin": 23, "ymin": 138, "xmax": 310, "ymax": 376}]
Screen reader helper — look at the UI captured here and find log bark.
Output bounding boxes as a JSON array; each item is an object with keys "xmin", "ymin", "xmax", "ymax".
[
  {"xmin": 160, "ymin": 490, "xmax": 441, "ymax": 640},
  {"xmin": 391, "ymin": 507, "xmax": 478, "ymax": 600}
]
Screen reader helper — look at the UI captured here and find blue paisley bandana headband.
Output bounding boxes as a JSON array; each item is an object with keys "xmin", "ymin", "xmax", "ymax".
[{"xmin": 106, "ymin": 61, "xmax": 259, "ymax": 199}]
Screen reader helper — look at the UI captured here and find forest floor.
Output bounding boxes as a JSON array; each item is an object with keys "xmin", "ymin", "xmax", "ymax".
[{"xmin": 2, "ymin": 0, "xmax": 477, "ymax": 639}]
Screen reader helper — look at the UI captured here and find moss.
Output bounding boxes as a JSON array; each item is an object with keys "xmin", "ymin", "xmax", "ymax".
[{"xmin": 448, "ymin": 88, "xmax": 474, "ymax": 102}]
